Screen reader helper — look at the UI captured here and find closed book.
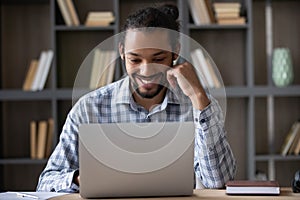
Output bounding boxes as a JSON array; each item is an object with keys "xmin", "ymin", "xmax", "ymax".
[
  {"xmin": 226, "ymin": 180, "xmax": 280, "ymax": 195},
  {"xmin": 217, "ymin": 17, "xmax": 246, "ymax": 25},
  {"xmin": 294, "ymin": 136, "xmax": 300, "ymax": 155},
  {"xmin": 65, "ymin": 0, "xmax": 80, "ymax": 26},
  {"xmin": 36, "ymin": 121, "xmax": 48, "ymax": 159},
  {"xmin": 23, "ymin": 59, "xmax": 39, "ymax": 91},
  {"xmin": 57, "ymin": 0, "xmax": 72, "ymax": 26},
  {"xmin": 31, "ymin": 51, "xmax": 48, "ymax": 91},
  {"xmin": 188, "ymin": 0, "xmax": 203, "ymax": 25},
  {"xmin": 213, "ymin": 2, "xmax": 241, "ymax": 9},
  {"xmin": 280, "ymin": 121, "xmax": 300, "ymax": 156},
  {"xmin": 30, "ymin": 121, "xmax": 37, "ymax": 159},
  {"xmin": 288, "ymin": 121, "xmax": 300, "ymax": 154},
  {"xmin": 38, "ymin": 50, "xmax": 54, "ymax": 90}
]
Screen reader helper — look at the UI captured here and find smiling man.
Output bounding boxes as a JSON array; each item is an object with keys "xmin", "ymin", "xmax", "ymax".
[{"xmin": 36, "ymin": 4, "xmax": 236, "ymax": 192}]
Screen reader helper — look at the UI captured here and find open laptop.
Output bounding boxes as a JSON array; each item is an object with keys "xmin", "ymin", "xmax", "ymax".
[{"xmin": 79, "ymin": 122, "xmax": 195, "ymax": 198}]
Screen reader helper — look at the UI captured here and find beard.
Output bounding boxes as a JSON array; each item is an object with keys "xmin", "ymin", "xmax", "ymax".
[{"xmin": 130, "ymin": 72, "xmax": 167, "ymax": 99}]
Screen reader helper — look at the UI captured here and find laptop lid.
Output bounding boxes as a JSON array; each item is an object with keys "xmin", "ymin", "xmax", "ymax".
[{"xmin": 79, "ymin": 122, "xmax": 195, "ymax": 198}]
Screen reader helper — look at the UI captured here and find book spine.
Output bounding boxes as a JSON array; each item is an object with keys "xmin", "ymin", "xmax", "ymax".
[
  {"xmin": 36, "ymin": 121, "xmax": 48, "ymax": 159},
  {"xmin": 30, "ymin": 121, "xmax": 37, "ymax": 159},
  {"xmin": 57, "ymin": 0, "xmax": 73, "ymax": 26}
]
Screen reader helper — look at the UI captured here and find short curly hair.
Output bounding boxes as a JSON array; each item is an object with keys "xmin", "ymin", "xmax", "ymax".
[{"xmin": 120, "ymin": 4, "xmax": 180, "ymax": 51}]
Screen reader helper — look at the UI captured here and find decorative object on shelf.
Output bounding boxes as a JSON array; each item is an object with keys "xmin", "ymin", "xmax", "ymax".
[{"xmin": 272, "ymin": 47, "xmax": 294, "ymax": 87}]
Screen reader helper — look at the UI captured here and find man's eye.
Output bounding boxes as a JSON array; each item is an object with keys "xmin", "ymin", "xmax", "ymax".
[
  {"xmin": 130, "ymin": 59, "xmax": 141, "ymax": 64},
  {"xmin": 153, "ymin": 58, "xmax": 165, "ymax": 62}
]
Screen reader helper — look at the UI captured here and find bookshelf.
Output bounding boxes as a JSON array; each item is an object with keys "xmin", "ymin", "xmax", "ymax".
[
  {"xmin": 0, "ymin": 0, "xmax": 299, "ymax": 191},
  {"xmin": 252, "ymin": 0, "xmax": 300, "ymax": 186}
]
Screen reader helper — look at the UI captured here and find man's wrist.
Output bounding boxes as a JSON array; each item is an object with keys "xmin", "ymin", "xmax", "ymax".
[
  {"xmin": 190, "ymin": 92, "xmax": 210, "ymax": 110},
  {"xmin": 73, "ymin": 170, "xmax": 80, "ymax": 186}
]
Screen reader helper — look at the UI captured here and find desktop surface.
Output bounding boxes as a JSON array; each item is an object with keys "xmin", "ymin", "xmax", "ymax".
[{"xmin": 49, "ymin": 188, "xmax": 300, "ymax": 200}]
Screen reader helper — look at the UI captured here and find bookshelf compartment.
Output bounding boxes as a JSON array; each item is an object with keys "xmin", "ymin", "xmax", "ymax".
[
  {"xmin": 274, "ymin": 97, "xmax": 300, "ymax": 154},
  {"xmin": 55, "ymin": 0, "xmax": 116, "ymax": 26},
  {"xmin": 2, "ymin": 164, "xmax": 44, "ymax": 191},
  {"xmin": 272, "ymin": 0, "xmax": 300, "ymax": 86},
  {"xmin": 190, "ymin": 30, "xmax": 246, "ymax": 86},
  {"xmin": 56, "ymin": 31, "xmax": 114, "ymax": 88},
  {"xmin": 1, "ymin": 101, "xmax": 52, "ymax": 158},
  {"xmin": 253, "ymin": 0, "xmax": 300, "ymax": 86},
  {"xmin": 275, "ymin": 160, "xmax": 300, "ymax": 187},
  {"xmin": 225, "ymin": 97, "xmax": 247, "ymax": 180},
  {"xmin": 1, "ymin": 2, "xmax": 51, "ymax": 89},
  {"xmin": 255, "ymin": 97, "xmax": 268, "ymax": 155},
  {"xmin": 253, "ymin": 0, "xmax": 267, "ymax": 86}
]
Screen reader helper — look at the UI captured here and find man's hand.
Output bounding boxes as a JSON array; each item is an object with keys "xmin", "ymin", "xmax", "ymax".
[
  {"xmin": 167, "ymin": 61, "xmax": 210, "ymax": 110},
  {"xmin": 73, "ymin": 174, "xmax": 80, "ymax": 186}
]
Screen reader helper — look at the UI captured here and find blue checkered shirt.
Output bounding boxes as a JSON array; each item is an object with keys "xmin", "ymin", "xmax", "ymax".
[{"xmin": 36, "ymin": 76, "xmax": 236, "ymax": 192}]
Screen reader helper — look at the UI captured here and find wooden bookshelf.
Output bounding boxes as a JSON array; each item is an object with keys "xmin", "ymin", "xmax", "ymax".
[{"xmin": 0, "ymin": 0, "xmax": 299, "ymax": 191}]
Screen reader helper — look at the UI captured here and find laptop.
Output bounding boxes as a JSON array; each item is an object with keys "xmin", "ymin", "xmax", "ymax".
[{"xmin": 79, "ymin": 122, "xmax": 195, "ymax": 198}]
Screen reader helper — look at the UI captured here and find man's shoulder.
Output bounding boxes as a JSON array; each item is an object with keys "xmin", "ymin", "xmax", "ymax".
[{"xmin": 81, "ymin": 78, "xmax": 126, "ymax": 101}]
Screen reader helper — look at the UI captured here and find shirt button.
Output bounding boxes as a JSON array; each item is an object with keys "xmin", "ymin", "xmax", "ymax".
[{"xmin": 195, "ymin": 118, "xmax": 198, "ymax": 122}]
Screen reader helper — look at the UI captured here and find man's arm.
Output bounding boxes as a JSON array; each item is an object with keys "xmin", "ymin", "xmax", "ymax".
[
  {"xmin": 193, "ymin": 98, "xmax": 236, "ymax": 188},
  {"xmin": 36, "ymin": 107, "xmax": 81, "ymax": 192},
  {"xmin": 167, "ymin": 61, "xmax": 236, "ymax": 188}
]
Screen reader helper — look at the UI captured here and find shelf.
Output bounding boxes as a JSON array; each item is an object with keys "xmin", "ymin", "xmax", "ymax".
[
  {"xmin": 55, "ymin": 25, "xmax": 116, "ymax": 31},
  {"xmin": 208, "ymin": 85, "xmax": 300, "ymax": 98},
  {"xmin": 255, "ymin": 154, "xmax": 300, "ymax": 161},
  {"xmin": 1, "ymin": 0, "xmax": 49, "ymax": 4},
  {"xmin": 0, "ymin": 158, "xmax": 47, "ymax": 165},
  {"xmin": 0, "ymin": 90, "xmax": 54, "ymax": 101},
  {"xmin": 188, "ymin": 24, "xmax": 249, "ymax": 30}
]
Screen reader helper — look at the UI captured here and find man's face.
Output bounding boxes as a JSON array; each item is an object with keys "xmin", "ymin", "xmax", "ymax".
[{"xmin": 122, "ymin": 29, "xmax": 175, "ymax": 98}]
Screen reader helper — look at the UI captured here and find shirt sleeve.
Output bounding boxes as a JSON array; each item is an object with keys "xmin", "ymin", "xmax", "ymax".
[
  {"xmin": 193, "ymin": 97, "xmax": 236, "ymax": 189},
  {"xmin": 36, "ymin": 104, "xmax": 82, "ymax": 192}
]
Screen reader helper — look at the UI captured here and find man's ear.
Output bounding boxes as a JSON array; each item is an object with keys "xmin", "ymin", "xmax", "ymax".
[{"xmin": 119, "ymin": 43, "xmax": 124, "ymax": 60}]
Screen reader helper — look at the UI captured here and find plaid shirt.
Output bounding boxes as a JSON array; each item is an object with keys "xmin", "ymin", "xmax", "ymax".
[{"xmin": 36, "ymin": 76, "xmax": 236, "ymax": 192}]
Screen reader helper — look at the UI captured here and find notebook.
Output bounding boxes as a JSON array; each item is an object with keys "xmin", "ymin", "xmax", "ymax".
[
  {"xmin": 79, "ymin": 122, "xmax": 195, "ymax": 198},
  {"xmin": 226, "ymin": 180, "xmax": 280, "ymax": 195}
]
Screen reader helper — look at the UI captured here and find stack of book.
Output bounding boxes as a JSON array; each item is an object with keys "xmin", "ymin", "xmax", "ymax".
[
  {"xmin": 280, "ymin": 120, "xmax": 300, "ymax": 156},
  {"xmin": 30, "ymin": 118, "xmax": 54, "ymax": 160},
  {"xmin": 190, "ymin": 48, "xmax": 222, "ymax": 89},
  {"xmin": 188, "ymin": 0, "xmax": 215, "ymax": 25},
  {"xmin": 85, "ymin": 11, "xmax": 115, "ymax": 27},
  {"xmin": 57, "ymin": 0, "xmax": 80, "ymax": 26},
  {"xmin": 89, "ymin": 49, "xmax": 117, "ymax": 89},
  {"xmin": 213, "ymin": 2, "xmax": 246, "ymax": 25},
  {"xmin": 22, "ymin": 50, "xmax": 54, "ymax": 91}
]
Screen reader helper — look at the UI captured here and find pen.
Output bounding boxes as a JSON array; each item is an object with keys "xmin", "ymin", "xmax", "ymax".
[{"xmin": 16, "ymin": 192, "xmax": 39, "ymax": 199}]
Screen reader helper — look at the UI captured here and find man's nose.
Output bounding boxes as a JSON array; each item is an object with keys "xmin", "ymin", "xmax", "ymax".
[{"xmin": 139, "ymin": 62, "xmax": 157, "ymax": 76}]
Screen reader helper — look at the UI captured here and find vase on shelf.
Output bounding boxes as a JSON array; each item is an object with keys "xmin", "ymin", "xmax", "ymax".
[{"xmin": 272, "ymin": 47, "xmax": 294, "ymax": 87}]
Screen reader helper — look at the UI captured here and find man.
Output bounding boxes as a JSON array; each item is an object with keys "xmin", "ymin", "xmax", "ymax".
[{"xmin": 37, "ymin": 5, "xmax": 236, "ymax": 192}]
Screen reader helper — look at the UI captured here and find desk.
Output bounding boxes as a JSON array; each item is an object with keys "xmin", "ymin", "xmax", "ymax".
[{"xmin": 50, "ymin": 188, "xmax": 300, "ymax": 200}]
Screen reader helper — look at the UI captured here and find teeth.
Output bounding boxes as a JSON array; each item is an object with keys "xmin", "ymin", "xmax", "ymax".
[{"xmin": 140, "ymin": 79, "xmax": 151, "ymax": 84}]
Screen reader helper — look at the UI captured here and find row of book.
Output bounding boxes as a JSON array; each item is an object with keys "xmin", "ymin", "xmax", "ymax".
[
  {"xmin": 190, "ymin": 48, "xmax": 222, "ymax": 88},
  {"xmin": 188, "ymin": 0, "xmax": 246, "ymax": 25},
  {"xmin": 89, "ymin": 49, "xmax": 117, "ymax": 89},
  {"xmin": 57, "ymin": 0, "xmax": 115, "ymax": 27},
  {"xmin": 213, "ymin": 2, "xmax": 246, "ymax": 25},
  {"xmin": 22, "ymin": 50, "xmax": 54, "ymax": 91},
  {"xmin": 280, "ymin": 120, "xmax": 300, "ymax": 156},
  {"xmin": 30, "ymin": 118, "xmax": 54, "ymax": 160}
]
